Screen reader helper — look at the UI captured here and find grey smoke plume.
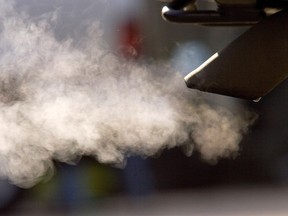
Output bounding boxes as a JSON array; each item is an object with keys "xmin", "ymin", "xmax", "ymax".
[{"xmin": 0, "ymin": 0, "xmax": 256, "ymax": 187}]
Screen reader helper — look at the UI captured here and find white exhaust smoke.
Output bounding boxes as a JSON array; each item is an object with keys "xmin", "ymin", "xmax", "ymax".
[{"xmin": 0, "ymin": 0, "xmax": 256, "ymax": 188}]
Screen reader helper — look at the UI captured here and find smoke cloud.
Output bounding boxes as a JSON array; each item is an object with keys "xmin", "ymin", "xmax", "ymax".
[{"xmin": 0, "ymin": 0, "xmax": 256, "ymax": 187}]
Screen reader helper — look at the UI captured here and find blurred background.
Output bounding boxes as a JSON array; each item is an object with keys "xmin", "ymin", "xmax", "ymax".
[{"xmin": 1, "ymin": 0, "xmax": 288, "ymax": 215}]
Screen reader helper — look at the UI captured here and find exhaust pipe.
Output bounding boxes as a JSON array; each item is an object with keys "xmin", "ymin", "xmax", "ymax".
[{"xmin": 184, "ymin": 10, "xmax": 288, "ymax": 100}]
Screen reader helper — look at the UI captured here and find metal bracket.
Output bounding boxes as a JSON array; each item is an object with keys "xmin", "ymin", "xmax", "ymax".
[{"xmin": 162, "ymin": 1, "xmax": 265, "ymax": 25}]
